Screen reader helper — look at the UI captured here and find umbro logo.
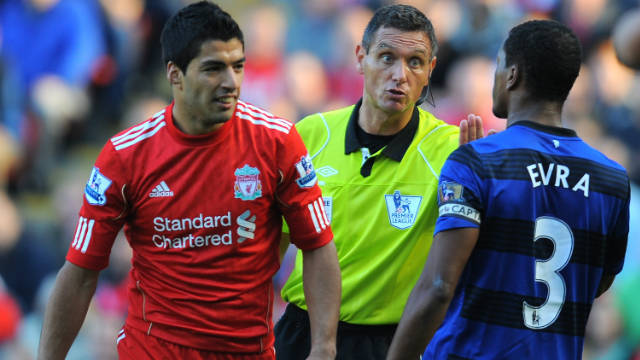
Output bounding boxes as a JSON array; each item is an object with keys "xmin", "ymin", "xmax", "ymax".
[
  {"xmin": 150, "ymin": 181, "xmax": 174, "ymax": 198},
  {"xmin": 316, "ymin": 165, "xmax": 338, "ymax": 177}
]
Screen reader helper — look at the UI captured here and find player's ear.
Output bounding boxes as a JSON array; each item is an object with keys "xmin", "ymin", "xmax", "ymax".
[
  {"xmin": 506, "ymin": 63, "xmax": 519, "ymax": 91},
  {"xmin": 167, "ymin": 61, "xmax": 183, "ymax": 90},
  {"xmin": 355, "ymin": 44, "xmax": 366, "ymax": 75}
]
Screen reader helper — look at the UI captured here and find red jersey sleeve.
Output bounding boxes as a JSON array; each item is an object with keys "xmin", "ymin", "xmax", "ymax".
[
  {"xmin": 277, "ymin": 126, "xmax": 333, "ymax": 251},
  {"xmin": 66, "ymin": 141, "xmax": 128, "ymax": 270}
]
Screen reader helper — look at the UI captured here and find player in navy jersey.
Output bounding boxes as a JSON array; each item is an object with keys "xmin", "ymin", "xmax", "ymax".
[{"xmin": 387, "ymin": 20, "xmax": 630, "ymax": 359}]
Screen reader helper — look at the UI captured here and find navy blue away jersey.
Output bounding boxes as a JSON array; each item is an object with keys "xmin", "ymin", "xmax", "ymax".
[{"xmin": 425, "ymin": 121, "xmax": 630, "ymax": 359}]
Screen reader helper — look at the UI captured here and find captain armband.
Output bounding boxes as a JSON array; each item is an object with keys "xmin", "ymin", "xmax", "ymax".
[{"xmin": 437, "ymin": 181, "xmax": 482, "ymax": 225}]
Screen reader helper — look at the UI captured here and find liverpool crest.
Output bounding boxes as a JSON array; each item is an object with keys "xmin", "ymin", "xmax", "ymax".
[
  {"xmin": 234, "ymin": 165, "xmax": 262, "ymax": 201},
  {"xmin": 384, "ymin": 190, "xmax": 422, "ymax": 230}
]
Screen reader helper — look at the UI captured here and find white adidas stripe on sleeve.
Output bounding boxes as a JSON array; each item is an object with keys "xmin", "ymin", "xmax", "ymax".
[
  {"xmin": 71, "ymin": 217, "xmax": 84, "ymax": 248},
  {"xmin": 308, "ymin": 203, "xmax": 321, "ymax": 233},
  {"xmin": 72, "ymin": 217, "xmax": 95, "ymax": 254},
  {"xmin": 317, "ymin": 198, "xmax": 330, "ymax": 226},
  {"xmin": 74, "ymin": 218, "xmax": 88, "ymax": 251},
  {"xmin": 80, "ymin": 219, "xmax": 95, "ymax": 254},
  {"xmin": 312, "ymin": 200, "xmax": 326, "ymax": 230}
]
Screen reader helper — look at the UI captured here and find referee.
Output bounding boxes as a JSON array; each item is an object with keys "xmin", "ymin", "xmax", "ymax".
[{"xmin": 275, "ymin": 4, "xmax": 485, "ymax": 359}]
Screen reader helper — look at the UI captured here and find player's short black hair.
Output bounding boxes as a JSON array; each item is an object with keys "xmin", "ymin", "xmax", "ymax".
[
  {"xmin": 160, "ymin": 1, "xmax": 244, "ymax": 72},
  {"xmin": 361, "ymin": 4, "xmax": 438, "ymax": 58},
  {"xmin": 504, "ymin": 20, "xmax": 581, "ymax": 102}
]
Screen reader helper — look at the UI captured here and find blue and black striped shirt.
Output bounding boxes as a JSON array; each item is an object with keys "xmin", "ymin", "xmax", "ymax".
[{"xmin": 426, "ymin": 121, "xmax": 630, "ymax": 360}]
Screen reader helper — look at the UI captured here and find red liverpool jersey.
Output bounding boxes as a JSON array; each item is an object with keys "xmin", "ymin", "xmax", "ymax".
[{"xmin": 66, "ymin": 101, "xmax": 332, "ymax": 353}]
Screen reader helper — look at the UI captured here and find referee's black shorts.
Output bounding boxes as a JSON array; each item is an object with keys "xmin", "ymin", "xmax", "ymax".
[{"xmin": 274, "ymin": 303, "xmax": 397, "ymax": 359}]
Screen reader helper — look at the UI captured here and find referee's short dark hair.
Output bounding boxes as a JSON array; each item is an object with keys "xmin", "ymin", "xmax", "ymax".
[
  {"xmin": 361, "ymin": 4, "xmax": 438, "ymax": 59},
  {"xmin": 504, "ymin": 20, "xmax": 581, "ymax": 102},
  {"xmin": 160, "ymin": 1, "xmax": 244, "ymax": 72}
]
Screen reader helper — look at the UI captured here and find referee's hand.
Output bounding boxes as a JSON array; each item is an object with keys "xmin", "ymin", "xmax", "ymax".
[{"xmin": 459, "ymin": 113, "xmax": 497, "ymax": 145}]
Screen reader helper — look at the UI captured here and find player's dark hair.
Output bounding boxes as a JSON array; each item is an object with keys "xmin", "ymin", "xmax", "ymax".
[
  {"xmin": 504, "ymin": 20, "xmax": 581, "ymax": 102},
  {"xmin": 160, "ymin": 1, "xmax": 244, "ymax": 72},
  {"xmin": 361, "ymin": 4, "xmax": 438, "ymax": 59}
]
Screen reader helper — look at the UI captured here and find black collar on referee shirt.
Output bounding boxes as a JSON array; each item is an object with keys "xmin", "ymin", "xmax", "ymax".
[{"xmin": 345, "ymin": 98, "xmax": 419, "ymax": 177}]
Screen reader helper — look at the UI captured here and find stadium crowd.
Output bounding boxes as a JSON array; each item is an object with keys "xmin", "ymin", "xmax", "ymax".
[{"xmin": 0, "ymin": 0, "xmax": 638, "ymax": 358}]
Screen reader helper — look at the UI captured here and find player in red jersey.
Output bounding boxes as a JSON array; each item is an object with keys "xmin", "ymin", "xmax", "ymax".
[{"xmin": 37, "ymin": 2, "xmax": 341, "ymax": 359}]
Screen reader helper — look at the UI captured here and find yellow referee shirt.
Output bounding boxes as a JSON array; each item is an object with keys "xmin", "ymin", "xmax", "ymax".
[{"xmin": 282, "ymin": 100, "xmax": 459, "ymax": 325}]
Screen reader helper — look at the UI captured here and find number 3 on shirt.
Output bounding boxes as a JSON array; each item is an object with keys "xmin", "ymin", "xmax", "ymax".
[{"xmin": 523, "ymin": 216, "xmax": 574, "ymax": 329}]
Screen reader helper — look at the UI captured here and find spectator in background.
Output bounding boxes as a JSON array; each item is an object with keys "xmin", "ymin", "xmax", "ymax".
[
  {"xmin": 610, "ymin": 4, "xmax": 640, "ymax": 283},
  {"xmin": 436, "ymin": 55, "xmax": 504, "ymax": 131},
  {"xmin": 608, "ymin": 8, "xmax": 640, "ymax": 359},
  {"xmin": 284, "ymin": 51, "xmax": 330, "ymax": 119},
  {"xmin": 588, "ymin": 40, "xmax": 640, "ymax": 179},
  {"xmin": 0, "ymin": 273, "xmax": 21, "ymax": 345},
  {"xmin": 0, "ymin": 0, "xmax": 106, "ymax": 190},
  {"xmin": 560, "ymin": 0, "xmax": 610, "ymax": 47},
  {"xmin": 0, "ymin": 0, "xmax": 105, "ymax": 97},
  {"xmin": 240, "ymin": 3, "xmax": 288, "ymax": 109},
  {"xmin": 0, "ymin": 52, "xmax": 25, "ymax": 147},
  {"xmin": 613, "ymin": 8, "xmax": 640, "ymax": 70},
  {"xmin": 0, "ymin": 123, "xmax": 58, "ymax": 314},
  {"xmin": 0, "ymin": 191, "xmax": 58, "ymax": 315},
  {"xmin": 284, "ymin": 0, "xmax": 344, "ymax": 64},
  {"xmin": 92, "ymin": 0, "xmax": 163, "ymax": 134},
  {"xmin": 326, "ymin": 5, "xmax": 371, "ymax": 106},
  {"xmin": 0, "ymin": 126, "xmax": 18, "ymax": 187},
  {"xmin": 446, "ymin": 0, "xmax": 519, "ymax": 58}
]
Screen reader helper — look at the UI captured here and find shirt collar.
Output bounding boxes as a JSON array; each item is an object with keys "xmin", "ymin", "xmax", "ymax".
[
  {"xmin": 508, "ymin": 120, "xmax": 577, "ymax": 137},
  {"xmin": 345, "ymin": 99, "xmax": 419, "ymax": 161}
]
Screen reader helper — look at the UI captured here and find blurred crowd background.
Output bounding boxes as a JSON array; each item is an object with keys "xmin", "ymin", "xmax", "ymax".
[{"xmin": 0, "ymin": 0, "xmax": 638, "ymax": 359}]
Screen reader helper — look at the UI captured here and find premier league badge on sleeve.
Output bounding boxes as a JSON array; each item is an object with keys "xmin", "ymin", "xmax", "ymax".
[
  {"xmin": 384, "ymin": 190, "xmax": 422, "ymax": 230},
  {"xmin": 85, "ymin": 167, "xmax": 112, "ymax": 206},
  {"xmin": 295, "ymin": 154, "xmax": 317, "ymax": 188},
  {"xmin": 234, "ymin": 164, "xmax": 263, "ymax": 201},
  {"xmin": 438, "ymin": 181, "xmax": 464, "ymax": 204},
  {"xmin": 437, "ymin": 181, "xmax": 481, "ymax": 224}
]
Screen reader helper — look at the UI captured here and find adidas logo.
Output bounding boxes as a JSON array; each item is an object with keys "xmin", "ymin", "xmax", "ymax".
[{"xmin": 150, "ymin": 181, "xmax": 174, "ymax": 198}]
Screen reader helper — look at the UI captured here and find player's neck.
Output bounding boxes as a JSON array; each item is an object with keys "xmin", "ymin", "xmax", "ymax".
[
  {"xmin": 172, "ymin": 102, "xmax": 224, "ymax": 135},
  {"xmin": 359, "ymin": 99, "xmax": 413, "ymax": 136},
  {"xmin": 507, "ymin": 98, "xmax": 564, "ymax": 129}
]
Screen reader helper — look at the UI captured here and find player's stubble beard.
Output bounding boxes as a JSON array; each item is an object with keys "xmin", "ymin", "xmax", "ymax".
[{"xmin": 202, "ymin": 99, "xmax": 237, "ymax": 129}]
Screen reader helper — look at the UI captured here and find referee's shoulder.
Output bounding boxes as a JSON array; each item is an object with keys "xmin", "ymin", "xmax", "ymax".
[
  {"xmin": 295, "ymin": 105, "xmax": 355, "ymax": 147},
  {"xmin": 417, "ymin": 108, "xmax": 459, "ymax": 148},
  {"xmin": 296, "ymin": 105, "xmax": 354, "ymax": 129}
]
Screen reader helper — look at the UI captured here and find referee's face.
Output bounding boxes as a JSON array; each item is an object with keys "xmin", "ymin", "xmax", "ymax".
[
  {"xmin": 357, "ymin": 27, "xmax": 436, "ymax": 115},
  {"xmin": 177, "ymin": 38, "xmax": 245, "ymax": 133}
]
